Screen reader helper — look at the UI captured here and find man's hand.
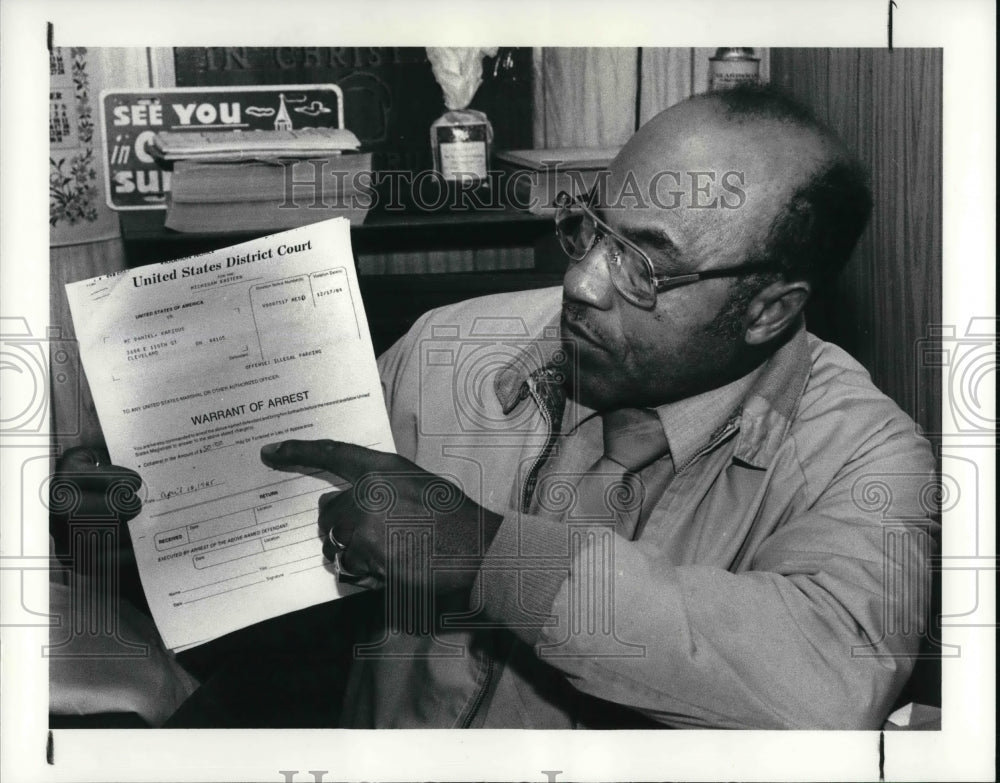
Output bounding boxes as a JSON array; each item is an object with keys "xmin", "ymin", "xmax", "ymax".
[
  {"xmin": 51, "ymin": 447, "xmax": 143, "ymax": 524},
  {"xmin": 49, "ymin": 447, "xmax": 144, "ymax": 578},
  {"xmin": 260, "ymin": 440, "xmax": 502, "ymax": 595}
]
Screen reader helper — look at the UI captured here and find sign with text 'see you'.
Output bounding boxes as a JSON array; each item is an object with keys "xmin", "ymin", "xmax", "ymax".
[{"xmin": 99, "ymin": 84, "xmax": 344, "ymax": 210}]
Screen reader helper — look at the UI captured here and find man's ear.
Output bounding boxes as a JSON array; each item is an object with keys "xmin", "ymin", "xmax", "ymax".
[{"xmin": 743, "ymin": 280, "xmax": 811, "ymax": 345}]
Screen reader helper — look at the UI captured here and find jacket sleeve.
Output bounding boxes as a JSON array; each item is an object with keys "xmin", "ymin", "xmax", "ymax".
[
  {"xmin": 375, "ymin": 308, "xmax": 437, "ymax": 462},
  {"xmin": 474, "ymin": 418, "xmax": 939, "ymax": 729}
]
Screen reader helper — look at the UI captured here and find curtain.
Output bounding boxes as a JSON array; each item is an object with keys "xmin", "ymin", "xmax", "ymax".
[
  {"xmin": 534, "ymin": 47, "xmax": 771, "ymax": 147},
  {"xmin": 532, "ymin": 48, "xmax": 639, "ymax": 148}
]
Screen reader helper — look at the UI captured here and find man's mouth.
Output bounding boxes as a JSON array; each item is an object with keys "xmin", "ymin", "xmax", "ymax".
[{"xmin": 561, "ymin": 304, "xmax": 606, "ymax": 350}]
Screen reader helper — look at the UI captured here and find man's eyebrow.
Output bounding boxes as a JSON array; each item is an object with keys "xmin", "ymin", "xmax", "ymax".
[
  {"xmin": 593, "ymin": 204, "xmax": 683, "ymax": 265},
  {"xmin": 619, "ymin": 225, "xmax": 681, "ymax": 259}
]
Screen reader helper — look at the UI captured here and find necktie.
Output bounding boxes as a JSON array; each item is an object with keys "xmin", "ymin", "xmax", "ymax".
[
  {"xmin": 600, "ymin": 408, "xmax": 671, "ymax": 472},
  {"xmin": 571, "ymin": 408, "xmax": 672, "ymax": 539}
]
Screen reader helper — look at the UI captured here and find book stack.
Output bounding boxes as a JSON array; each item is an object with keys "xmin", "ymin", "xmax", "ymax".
[
  {"xmin": 154, "ymin": 129, "xmax": 373, "ymax": 232},
  {"xmin": 494, "ymin": 147, "xmax": 619, "ymax": 215}
]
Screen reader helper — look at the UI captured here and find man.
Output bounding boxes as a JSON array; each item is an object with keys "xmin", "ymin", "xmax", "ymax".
[
  {"xmin": 67, "ymin": 85, "xmax": 937, "ymax": 728},
  {"xmin": 257, "ymin": 84, "xmax": 937, "ymax": 729}
]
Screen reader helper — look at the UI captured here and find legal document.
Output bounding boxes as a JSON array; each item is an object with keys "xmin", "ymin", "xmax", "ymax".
[{"xmin": 65, "ymin": 218, "xmax": 394, "ymax": 650}]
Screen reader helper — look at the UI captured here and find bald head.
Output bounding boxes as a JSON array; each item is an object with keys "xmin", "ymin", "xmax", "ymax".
[
  {"xmin": 606, "ymin": 84, "xmax": 871, "ymax": 288},
  {"xmin": 558, "ymin": 85, "xmax": 872, "ymax": 409}
]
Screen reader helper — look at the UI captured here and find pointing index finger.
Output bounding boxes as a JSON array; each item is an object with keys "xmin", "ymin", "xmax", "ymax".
[{"xmin": 260, "ymin": 439, "xmax": 389, "ymax": 483}]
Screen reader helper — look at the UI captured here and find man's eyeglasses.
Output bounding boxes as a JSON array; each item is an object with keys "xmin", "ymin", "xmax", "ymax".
[{"xmin": 554, "ymin": 191, "xmax": 781, "ymax": 309}]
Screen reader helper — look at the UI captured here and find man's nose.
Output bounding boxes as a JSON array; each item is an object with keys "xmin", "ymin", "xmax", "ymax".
[{"xmin": 561, "ymin": 244, "xmax": 615, "ymax": 310}]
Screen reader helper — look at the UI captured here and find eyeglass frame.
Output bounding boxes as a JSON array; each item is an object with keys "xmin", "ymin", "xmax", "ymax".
[{"xmin": 553, "ymin": 190, "xmax": 783, "ymax": 309}]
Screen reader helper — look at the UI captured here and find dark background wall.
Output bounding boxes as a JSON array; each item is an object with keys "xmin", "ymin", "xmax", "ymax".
[
  {"xmin": 173, "ymin": 47, "xmax": 534, "ymax": 173},
  {"xmin": 770, "ymin": 48, "xmax": 943, "ymax": 448}
]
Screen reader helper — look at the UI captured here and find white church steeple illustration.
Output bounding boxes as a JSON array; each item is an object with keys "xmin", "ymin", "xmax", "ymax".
[{"xmin": 274, "ymin": 93, "xmax": 293, "ymax": 130}]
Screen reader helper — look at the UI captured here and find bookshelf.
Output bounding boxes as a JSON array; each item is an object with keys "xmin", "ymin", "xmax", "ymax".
[{"xmin": 119, "ymin": 205, "xmax": 553, "ymax": 263}]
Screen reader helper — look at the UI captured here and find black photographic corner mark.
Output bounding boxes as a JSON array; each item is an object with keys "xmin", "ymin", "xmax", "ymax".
[{"xmin": 887, "ymin": 0, "xmax": 898, "ymax": 52}]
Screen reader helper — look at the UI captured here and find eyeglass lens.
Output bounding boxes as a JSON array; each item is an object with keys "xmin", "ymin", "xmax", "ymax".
[
  {"xmin": 555, "ymin": 208, "xmax": 595, "ymax": 259},
  {"xmin": 556, "ymin": 201, "xmax": 656, "ymax": 308}
]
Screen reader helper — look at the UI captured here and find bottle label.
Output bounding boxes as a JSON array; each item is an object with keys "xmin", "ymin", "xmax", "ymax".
[
  {"xmin": 435, "ymin": 123, "xmax": 489, "ymax": 181},
  {"xmin": 709, "ymin": 60, "xmax": 760, "ymax": 91}
]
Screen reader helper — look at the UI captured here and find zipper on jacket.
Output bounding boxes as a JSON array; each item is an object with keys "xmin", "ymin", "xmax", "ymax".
[
  {"xmin": 462, "ymin": 370, "xmax": 563, "ymax": 728},
  {"xmin": 459, "ymin": 653, "xmax": 495, "ymax": 728},
  {"xmin": 685, "ymin": 420, "xmax": 739, "ymax": 469},
  {"xmin": 519, "ymin": 371, "xmax": 562, "ymax": 513}
]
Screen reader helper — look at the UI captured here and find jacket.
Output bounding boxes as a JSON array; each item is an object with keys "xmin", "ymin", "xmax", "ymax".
[{"xmin": 339, "ymin": 286, "xmax": 938, "ymax": 729}]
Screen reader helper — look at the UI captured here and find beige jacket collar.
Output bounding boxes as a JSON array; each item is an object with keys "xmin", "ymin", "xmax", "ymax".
[{"xmin": 493, "ymin": 314, "xmax": 812, "ymax": 471}]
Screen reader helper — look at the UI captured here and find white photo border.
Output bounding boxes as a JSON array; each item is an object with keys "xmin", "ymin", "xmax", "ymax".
[{"xmin": 1, "ymin": 0, "xmax": 994, "ymax": 781}]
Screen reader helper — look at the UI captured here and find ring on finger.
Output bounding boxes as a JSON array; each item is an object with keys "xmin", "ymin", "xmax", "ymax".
[
  {"xmin": 327, "ymin": 528, "xmax": 348, "ymax": 552},
  {"xmin": 335, "ymin": 550, "xmax": 360, "ymax": 580}
]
